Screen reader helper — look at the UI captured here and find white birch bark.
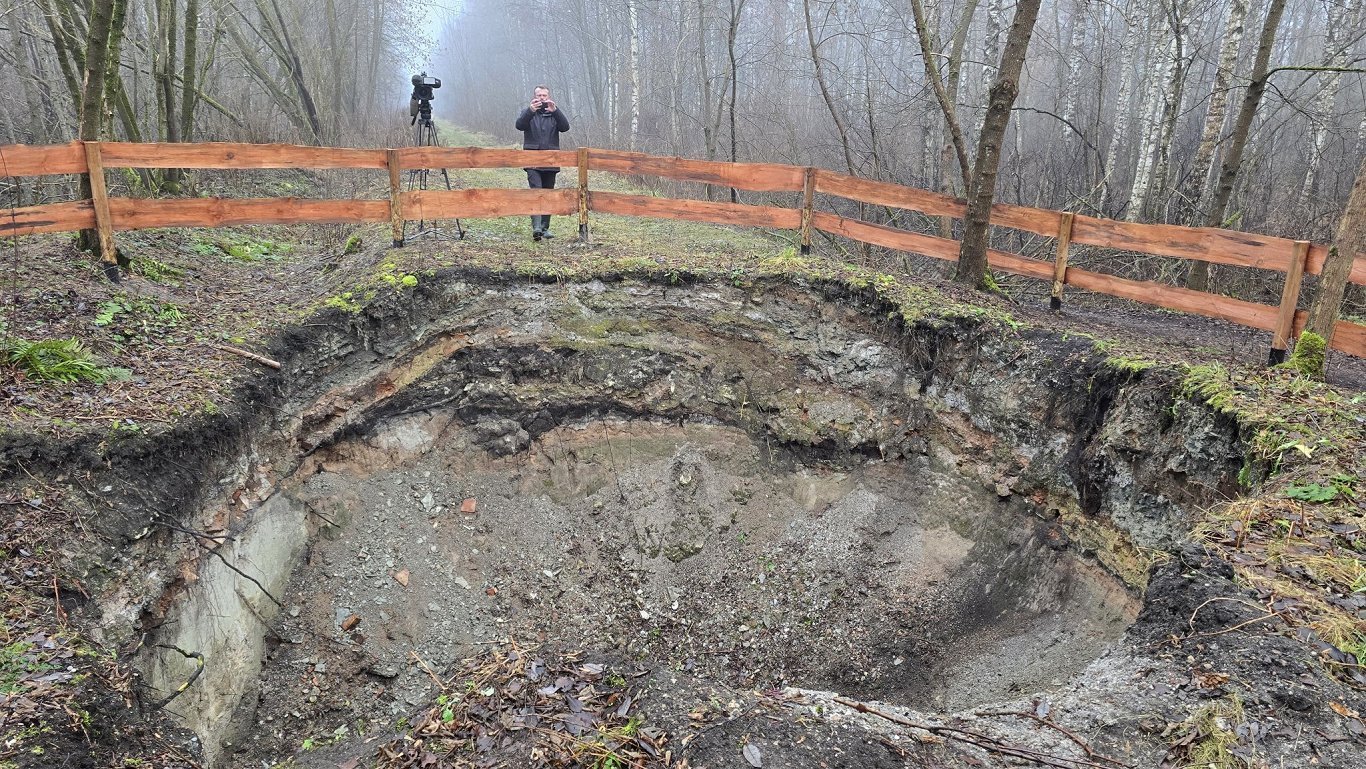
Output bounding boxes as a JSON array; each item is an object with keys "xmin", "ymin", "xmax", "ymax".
[
  {"xmin": 1146, "ymin": 0, "xmax": 1196, "ymax": 220},
  {"xmin": 1101, "ymin": 1, "xmax": 1142, "ymax": 207},
  {"xmin": 1125, "ymin": 7, "xmax": 1169, "ymax": 221},
  {"xmin": 628, "ymin": 0, "xmax": 641, "ymax": 150},
  {"xmin": 1183, "ymin": 0, "xmax": 1248, "ymax": 222},
  {"xmin": 1060, "ymin": 0, "xmax": 1089, "ymax": 141},
  {"xmin": 978, "ymin": 0, "xmax": 1005, "ymax": 138},
  {"xmin": 1298, "ymin": 0, "xmax": 1361, "ymax": 209}
]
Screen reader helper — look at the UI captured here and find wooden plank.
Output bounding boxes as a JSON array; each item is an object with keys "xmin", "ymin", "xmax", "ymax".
[
  {"xmin": 589, "ymin": 191, "xmax": 801, "ymax": 229},
  {"xmin": 1051, "ymin": 212, "xmax": 1075, "ymax": 310},
  {"xmin": 0, "ymin": 142, "xmax": 87, "ymax": 176},
  {"xmin": 1066, "ymin": 267, "xmax": 1281, "ymax": 331},
  {"xmin": 1271, "ymin": 241, "xmax": 1311, "ymax": 356},
  {"xmin": 397, "ymin": 147, "xmax": 578, "ymax": 170},
  {"xmin": 386, "ymin": 149, "xmax": 404, "ymax": 245},
  {"xmin": 106, "ymin": 197, "xmax": 390, "ymax": 229},
  {"xmin": 1070, "ymin": 214, "xmax": 1297, "ymax": 272},
  {"xmin": 577, "ymin": 147, "xmax": 589, "ymax": 238},
  {"xmin": 991, "ymin": 202, "xmax": 1065, "ymax": 238},
  {"xmin": 99, "ymin": 142, "xmax": 387, "ymax": 169},
  {"xmin": 813, "ymin": 210, "xmax": 960, "ymax": 259},
  {"xmin": 587, "ymin": 150, "xmax": 805, "ymax": 192},
  {"xmin": 83, "ymin": 143, "xmax": 117, "ymax": 268},
  {"xmin": 815, "ymin": 170, "xmax": 966, "ymax": 218},
  {"xmin": 0, "ymin": 200, "xmax": 95, "ymax": 236},
  {"xmin": 799, "ymin": 168, "xmax": 815, "ymax": 254},
  {"xmin": 1304, "ymin": 243, "xmax": 1366, "ymax": 284},
  {"xmin": 402, "ymin": 188, "xmax": 578, "ymax": 219},
  {"xmin": 1322, "ymin": 317, "xmax": 1366, "ymax": 358},
  {"xmin": 810, "ymin": 211, "xmax": 1053, "ymax": 279}
]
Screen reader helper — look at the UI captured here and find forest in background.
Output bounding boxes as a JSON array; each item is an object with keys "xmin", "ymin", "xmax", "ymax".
[
  {"xmin": 1, "ymin": 0, "xmax": 1363, "ymax": 305},
  {"xmin": 440, "ymin": 0, "xmax": 1365, "ymax": 243}
]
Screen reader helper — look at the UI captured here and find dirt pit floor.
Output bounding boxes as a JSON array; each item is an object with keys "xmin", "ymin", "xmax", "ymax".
[{"xmin": 228, "ymin": 413, "xmax": 1136, "ymax": 765}]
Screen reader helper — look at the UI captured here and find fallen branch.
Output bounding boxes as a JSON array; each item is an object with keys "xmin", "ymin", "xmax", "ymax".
[
  {"xmin": 211, "ymin": 343, "xmax": 282, "ymax": 370},
  {"xmin": 149, "ymin": 645, "xmax": 204, "ymax": 711},
  {"xmin": 832, "ymin": 696, "xmax": 1118, "ymax": 769},
  {"xmin": 977, "ymin": 709, "xmax": 1130, "ymax": 768}
]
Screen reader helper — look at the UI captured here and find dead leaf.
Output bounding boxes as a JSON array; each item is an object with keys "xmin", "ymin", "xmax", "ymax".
[
  {"xmin": 460, "ymin": 498, "xmax": 478, "ymax": 514},
  {"xmin": 393, "ymin": 569, "xmax": 410, "ymax": 587},
  {"xmin": 341, "ymin": 614, "xmax": 361, "ymax": 632},
  {"xmin": 1330, "ymin": 701, "xmax": 1362, "ymax": 719},
  {"xmin": 486, "ymin": 586, "xmax": 498, "ymax": 596},
  {"xmin": 337, "ymin": 758, "xmax": 361, "ymax": 769},
  {"xmin": 743, "ymin": 742, "xmax": 763, "ymax": 767}
]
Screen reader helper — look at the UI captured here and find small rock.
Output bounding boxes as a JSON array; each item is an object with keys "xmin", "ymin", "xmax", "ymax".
[
  {"xmin": 366, "ymin": 660, "xmax": 401, "ymax": 679},
  {"xmin": 421, "ymin": 492, "xmax": 435, "ymax": 511}
]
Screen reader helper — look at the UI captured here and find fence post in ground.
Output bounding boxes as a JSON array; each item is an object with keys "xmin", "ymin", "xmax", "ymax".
[
  {"xmin": 1269, "ymin": 240, "xmax": 1311, "ymax": 364},
  {"xmin": 1049, "ymin": 212, "xmax": 1075, "ymax": 310},
  {"xmin": 386, "ymin": 149, "xmax": 404, "ymax": 247},
  {"xmin": 82, "ymin": 141, "xmax": 118, "ymax": 282},
  {"xmin": 800, "ymin": 168, "xmax": 816, "ymax": 255},
  {"xmin": 578, "ymin": 148, "xmax": 590, "ymax": 242}
]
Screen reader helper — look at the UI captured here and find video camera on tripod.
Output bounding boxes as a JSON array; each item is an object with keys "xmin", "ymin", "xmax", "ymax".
[{"xmin": 410, "ymin": 73, "xmax": 441, "ymax": 124}]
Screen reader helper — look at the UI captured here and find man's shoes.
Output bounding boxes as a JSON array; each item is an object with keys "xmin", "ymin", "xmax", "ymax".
[
  {"xmin": 541, "ymin": 231, "xmax": 555, "ymax": 240},
  {"xmin": 532, "ymin": 230, "xmax": 543, "ymax": 242}
]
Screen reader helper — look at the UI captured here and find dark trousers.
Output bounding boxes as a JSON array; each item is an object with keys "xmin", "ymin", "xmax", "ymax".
[{"xmin": 526, "ymin": 169, "xmax": 558, "ymax": 232}]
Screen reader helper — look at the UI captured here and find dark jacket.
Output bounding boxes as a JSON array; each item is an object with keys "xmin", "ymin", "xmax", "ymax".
[{"xmin": 516, "ymin": 107, "xmax": 570, "ymax": 151}]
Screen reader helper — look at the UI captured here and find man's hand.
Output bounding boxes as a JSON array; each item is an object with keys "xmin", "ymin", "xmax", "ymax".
[
  {"xmin": 531, "ymin": 98, "xmax": 543, "ymax": 110},
  {"xmin": 544, "ymin": 99, "xmax": 557, "ymax": 112}
]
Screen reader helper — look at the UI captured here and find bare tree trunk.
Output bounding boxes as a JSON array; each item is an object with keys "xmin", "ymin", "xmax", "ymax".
[
  {"xmin": 179, "ymin": 0, "xmax": 201, "ymax": 142},
  {"xmin": 978, "ymin": 0, "xmax": 1005, "ymax": 137},
  {"xmin": 77, "ymin": 0, "xmax": 125, "ymax": 261},
  {"xmin": 1188, "ymin": 0, "xmax": 1288, "ymax": 292},
  {"xmin": 956, "ymin": 0, "xmax": 1044, "ymax": 288},
  {"xmin": 1178, "ymin": 0, "xmax": 1247, "ymax": 224},
  {"xmin": 726, "ymin": 0, "xmax": 746, "ymax": 203},
  {"xmin": 1126, "ymin": 7, "xmax": 1171, "ymax": 221},
  {"xmin": 1296, "ymin": 0, "xmax": 1361, "ymax": 212},
  {"xmin": 628, "ymin": 0, "xmax": 641, "ymax": 150},
  {"xmin": 1060, "ymin": 0, "xmax": 1089, "ymax": 141},
  {"xmin": 1100, "ymin": 1, "xmax": 1142, "ymax": 210},
  {"xmin": 1291, "ymin": 153, "xmax": 1366, "ymax": 378},
  {"xmin": 1144, "ymin": 0, "xmax": 1195, "ymax": 221},
  {"xmin": 803, "ymin": 0, "xmax": 855, "ymax": 175},
  {"xmin": 909, "ymin": 0, "xmax": 974, "ymax": 193}
]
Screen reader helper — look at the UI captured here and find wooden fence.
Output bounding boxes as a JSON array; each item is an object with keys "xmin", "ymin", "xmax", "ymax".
[{"xmin": 1, "ymin": 140, "xmax": 1363, "ymax": 360}]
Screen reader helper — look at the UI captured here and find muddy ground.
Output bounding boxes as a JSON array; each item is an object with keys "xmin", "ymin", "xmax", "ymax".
[{"xmin": 2, "ymin": 228, "xmax": 1364, "ymax": 769}]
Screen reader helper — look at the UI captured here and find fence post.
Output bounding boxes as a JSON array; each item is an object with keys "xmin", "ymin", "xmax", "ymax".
[
  {"xmin": 82, "ymin": 141, "xmax": 118, "ymax": 282},
  {"xmin": 799, "ymin": 167, "xmax": 816, "ymax": 255},
  {"xmin": 386, "ymin": 149, "xmax": 404, "ymax": 247},
  {"xmin": 577, "ymin": 148, "xmax": 590, "ymax": 241},
  {"xmin": 1049, "ymin": 212, "xmax": 1075, "ymax": 310},
  {"xmin": 1269, "ymin": 240, "xmax": 1311, "ymax": 365}
]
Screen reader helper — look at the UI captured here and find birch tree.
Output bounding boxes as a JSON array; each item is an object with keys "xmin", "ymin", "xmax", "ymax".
[
  {"xmin": 1177, "ymin": 0, "xmax": 1249, "ymax": 224},
  {"xmin": 1297, "ymin": 0, "xmax": 1363, "ymax": 210},
  {"xmin": 1188, "ymin": 0, "xmax": 1289, "ymax": 291}
]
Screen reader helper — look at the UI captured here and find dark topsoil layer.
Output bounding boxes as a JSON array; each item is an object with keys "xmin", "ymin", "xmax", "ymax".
[{"xmin": 1, "ymin": 226, "xmax": 1364, "ymax": 768}]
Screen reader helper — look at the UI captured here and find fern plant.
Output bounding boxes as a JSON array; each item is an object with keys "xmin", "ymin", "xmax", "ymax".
[{"xmin": 3, "ymin": 337, "xmax": 109, "ymax": 384}]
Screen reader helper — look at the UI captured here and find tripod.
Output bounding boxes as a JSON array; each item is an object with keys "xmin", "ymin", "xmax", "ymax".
[{"xmin": 405, "ymin": 101, "xmax": 464, "ymax": 242}]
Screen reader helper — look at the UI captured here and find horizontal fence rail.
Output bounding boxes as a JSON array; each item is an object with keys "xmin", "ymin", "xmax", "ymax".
[{"xmin": 0, "ymin": 140, "xmax": 1362, "ymax": 359}]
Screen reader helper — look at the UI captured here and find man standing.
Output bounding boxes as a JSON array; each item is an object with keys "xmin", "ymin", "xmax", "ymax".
[{"xmin": 515, "ymin": 85, "xmax": 571, "ymax": 241}]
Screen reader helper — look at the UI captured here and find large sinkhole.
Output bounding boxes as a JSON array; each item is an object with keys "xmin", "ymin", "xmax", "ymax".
[{"xmin": 134, "ymin": 279, "xmax": 1230, "ymax": 766}]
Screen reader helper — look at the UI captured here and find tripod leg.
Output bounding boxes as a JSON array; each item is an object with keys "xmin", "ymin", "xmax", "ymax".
[{"xmin": 437, "ymin": 168, "xmax": 465, "ymax": 238}]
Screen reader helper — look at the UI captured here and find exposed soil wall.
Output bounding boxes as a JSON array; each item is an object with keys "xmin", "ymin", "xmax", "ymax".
[{"xmin": 11, "ymin": 270, "xmax": 1349, "ymax": 768}]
